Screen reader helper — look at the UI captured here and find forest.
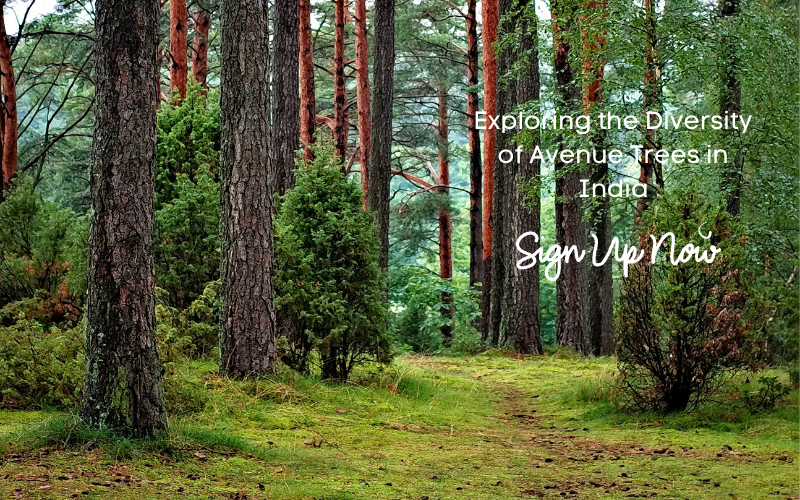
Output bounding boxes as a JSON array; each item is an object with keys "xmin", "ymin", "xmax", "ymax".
[{"xmin": 0, "ymin": 0, "xmax": 797, "ymax": 498}]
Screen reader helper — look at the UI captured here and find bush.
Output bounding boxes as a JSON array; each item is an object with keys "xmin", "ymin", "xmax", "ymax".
[
  {"xmin": 155, "ymin": 85, "xmax": 221, "ymax": 309},
  {"xmin": 740, "ymin": 375, "xmax": 790, "ymax": 413},
  {"xmin": 0, "ymin": 320, "xmax": 85, "ymax": 409},
  {"xmin": 616, "ymin": 191, "xmax": 757, "ymax": 412},
  {"xmin": 275, "ymin": 144, "xmax": 391, "ymax": 381},
  {"xmin": 156, "ymin": 281, "xmax": 221, "ymax": 362}
]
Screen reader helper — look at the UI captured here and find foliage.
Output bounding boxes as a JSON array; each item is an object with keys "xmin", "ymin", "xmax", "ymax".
[
  {"xmin": 616, "ymin": 191, "xmax": 758, "ymax": 412},
  {"xmin": 155, "ymin": 85, "xmax": 221, "ymax": 309},
  {"xmin": 155, "ymin": 281, "xmax": 221, "ymax": 362},
  {"xmin": 0, "ymin": 178, "xmax": 86, "ymax": 327},
  {"xmin": 0, "ymin": 320, "xmax": 84, "ymax": 409},
  {"xmin": 740, "ymin": 375, "xmax": 790, "ymax": 413},
  {"xmin": 275, "ymin": 144, "xmax": 391, "ymax": 380}
]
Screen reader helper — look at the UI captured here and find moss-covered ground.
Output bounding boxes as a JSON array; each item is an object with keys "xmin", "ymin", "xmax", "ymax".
[{"xmin": 0, "ymin": 352, "xmax": 797, "ymax": 499}]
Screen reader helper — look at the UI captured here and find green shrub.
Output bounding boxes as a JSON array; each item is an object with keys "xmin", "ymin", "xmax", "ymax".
[
  {"xmin": 156, "ymin": 281, "xmax": 221, "ymax": 362},
  {"xmin": 0, "ymin": 320, "xmax": 84, "ymax": 409},
  {"xmin": 275, "ymin": 144, "xmax": 391, "ymax": 381},
  {"xmin": 740, "ymin": 375, "xmax": 790, "ymax": 413}
]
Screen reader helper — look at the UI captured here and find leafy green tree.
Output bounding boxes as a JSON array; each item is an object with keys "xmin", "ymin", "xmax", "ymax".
[{"xmin": 276, "ymin": 144, "xmax": 391, "ymax": 380}]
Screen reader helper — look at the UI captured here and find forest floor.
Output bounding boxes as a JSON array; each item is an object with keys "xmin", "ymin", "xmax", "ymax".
[{"xmin": 0, "ymin": 351, "xmax": 797, "ymax": 500}]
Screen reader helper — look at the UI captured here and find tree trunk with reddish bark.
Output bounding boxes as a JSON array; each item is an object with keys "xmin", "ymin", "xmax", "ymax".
[
  {"xmin": 466, "ymin": 0, "xmax": 483, "ymax": 304},
  {"xmin": 271, "ymin": 0, "xmax": 300, "ymax": 196},
  {"xmin": 219, "ymin": 0, "xmax": 278, "ymax": 377},
  {"xmin": 192, "ymin": 4, "xmax": 210, "ymax": 87},
  {"xmin": 170, "ymin": 0, "xmax": 188, "ymax": 100},
  {"xmin": 333, "ymin": 0, "xmax": 348, "ymax": 160},
  {"xmin": 480, "ymin": 0, "xmax": 498, "ymax": 342},
  {"xmin": 553, "ymin": 0, "xmax": 587, "ymax": 353},
  {"xmin": 354, "ymin": 0, "xmax": 370, "ymax": 205},
  {"xmin": 299, "ymin": 0, "xmax": 316, "ymax": 161},
  {"xmin": 436, "ymin": 85, "xmax": 454, "ymax": 345},
  {"xmin": 80, "ymin": 0, "xmax": 167, "ymax": 437},
  {"xmin": 0, "ymin": 3, "xmax": 17, "ymax": 200}
]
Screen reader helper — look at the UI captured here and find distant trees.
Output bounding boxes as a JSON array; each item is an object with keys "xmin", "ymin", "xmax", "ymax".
[
  {"xmin": 170, "ymin": 0, "xmax": 189, "ymax": 100},
  {"xmin": 218, "ymin": 0, "xmax": 277, "ymax": 377},
  {"xmin": 80, "ymin": 0, "xmax": 167, "ymax": 437}
]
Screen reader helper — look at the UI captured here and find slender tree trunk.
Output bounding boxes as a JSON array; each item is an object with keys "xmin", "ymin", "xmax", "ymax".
[
  {"xmin": 480, "ymin": 0, "xmax": 498, "ymax": 342},
  {"xmin": 219, "ymin": 0, "xmax": 277, "ymax": 377},
  {"xmin": 552, "ymin": 0, "xmax": 586, "ymax": 353},
  {"xmin": 437, "ymin": 86, "xmax": 454, "ymax": 346},
  {"xmin": 272, "ymin": 0, "xmax": 301, "ymax": 196},
  {"xmin": 466, "ymin": 0, "xmax": 483, "ymax": 307},
  {"xmin": 367, "ymin": 0, "xmax": 394, "ymax": 273},
  {"xmin": 192, "ymin": 4, "xmax": 210, "ymax": 87},
  {"xmin": 299, "ymin": 0, "xmax": 316, "ymax": 161},
  {"xmin": 507, "ymin": 0, "xmax": 542, "ymax": 354},
  {"xmin": 0, "ymin": 4, "xmax": 17, "ymax": 197},
  {"xmin": 354, "ymin": 0, "xmax": 371, "ymax": 206},
  {"xmin": 333, "ymin": 0, "xmax": 348, "ymax": 160},
  {"xmin": 170, "ymin": 0, "xmax": 188, "ymax": 100},
  {"xmin": 719, "ymin": 0, "xmax": 742, "ymax": 217},
  {"xmin": 581, "ymin": 0, "xmax": 614, "ymax": 355},
  {"xmin": 635, "ymin": 0, "xmax": 662, "ymax": 223},
  {"xmin": 80, "ymin": 0, "xmax": 167, "ymax": 437}
]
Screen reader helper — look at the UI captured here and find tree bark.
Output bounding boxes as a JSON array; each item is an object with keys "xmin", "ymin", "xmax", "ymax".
[
  {"xmin": 333, "ymin": 0, "xmax": 348, "ymax": 160},
  {"xmin": 354, "ymin": 0, "xmax": 370, "ymax": 206},
  {"xmin": 219, "ymin": 0, "xmax": 278, "ymax": 377},
  {"xmin": 718, "ymin": 0, "xmax": 742, "ymax": 217},
  {"xmin": 80, "ymin": 0, "xmax": 167, "ymax": 437},
  {"xmin": 367, "ymin": 0, "xmax": 394, "ymax": 273},
  {"xmin": 192, "ymin": 3, "xmax": 210, "ymax": 87},
  {"xmin": 299, "ymin": 0, "xmax": 316, "ymax": 161},
  {"xmin": 437, "ymin": 85, "xmax": 454, "ymax": 345},
  {"xmin": 170, "ymin": 0, "xmax": 189, "ymax": 100},
  {"xmin": 466, "ymin": 0, "xmax": 483, "ymax": 312},
  {"xmin": 271, "ymin": 0, "xmax": 301, "ymax": 196},
  {"xmin": 480, "ymin": 0, "xmax": 498, "ymax": 342},
  {"xmin": 552, "ymin": 0, "xmax": 587, "ymax": 353},
  {"xmin": 0, "ymin": 3, "xmax": 17, "ymax": 198},
  {"xmin": 581, "ymin": 0, "xmax": 614, "ymax": 355}
]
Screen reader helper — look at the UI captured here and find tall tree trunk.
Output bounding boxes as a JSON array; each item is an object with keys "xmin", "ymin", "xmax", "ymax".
[
  {"xmin": 219, "ymin": 0, "xmax": 277, "ymax": 377},
  {"xmin": 354, "ymin": 0, "xmax": 370, "ymax": 205},
  {"xmin": 299, "ymin": 0, "xmax": 316, "ymax": 161},
  {"xmin": 192, "ymin": 3, "xmax": 210, "ymax": 87},
  {"xmin": 718, "ymin": 0, "xmax": 742, "ymax": 217},
  {"xmin": 80, "ymin": 0, "xmax": 167, "ymax": 437},
  {"xmin": 506, "ymin": 0, "xmax": 542, "ymax": 354},
  {"xmin": 552, "ymin": 0, "xmax": 587, "ymax": 353},
  {"xmin": 0, "ymin": 3, "xmax": 17, "ymax": 198},
  {"xmin": 635, "ymin": 0, "xmax": 662, "ymax": 223},
  {"xmin": 466, "ymin": 0, "xmax": 483, "ymax": 307},
  {"xmin": 437, "ymin": 86, "xmax": 454, "ymax": 346},
  {"xmin": 581, "ymin": 0, "xmax": 614, "ymax": 355},
  {"xmin": 333, "ymin": 0, "xmax": 348, "ymax": 160},
  {"xmin": 367, "ymin": 0, "xmax": 394, "ymax": 273},
  {"xmin": 170, "ymin": 0, "xmax": 189, "ymax": 100},
  {"xmin": 272, "ymin": 0, "xmax": 301, "ymax": 196},
  {"xmin": 480, "ymin": 0, "xmax": 498, "ymax": 342}
]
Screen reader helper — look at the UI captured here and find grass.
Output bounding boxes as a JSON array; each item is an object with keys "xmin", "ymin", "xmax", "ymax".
[{"xmin": 0, "ymin": 352, "xmax": 797, "ymax": 499}]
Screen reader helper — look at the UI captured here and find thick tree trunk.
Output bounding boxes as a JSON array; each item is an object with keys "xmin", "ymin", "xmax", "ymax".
[
  {"xmin": 581, "ymin": 0, "xmax": 614, "ymax": 356},
  {"xmin": 80, "ymin": 0, "xmax": 167, "ymax": 438},
  {"xmin": 480, "ymin": 0, "xmax": 498, "ymax": 342},
  {"xmin": 170, "ymin": 0, "xmax": 189, "ymax": 100},
  {"xmin": 552, "ymin": 0, "xmax": 587, "ymax": 353},
  {"xmin": 219, "ymin": 0, "xmax": 278, "ymax": 377},
  {"xmin": 437, "ymin": 86, "xmax": 454, "ymax": 346},
  {"xmin": 367, "ymin": 0, "xmax": 394, "ymax": 273},
  {"xmin": 354, "ymin": 0, "xmax": 370, "ymax": 205},
  {"xmin": 271, "ymin": 0, "xmax": 301, "ymax": 196},
  {"xmin": 333, "ymin": 0, "xmax": 348, "ymax": 160},
  {"xmin": 0, "ymin": 4, "xmax": 17, "ymax": 197},
  {"xmin": 192, "ymin": 4, "xmax": 210, "ymax": 87},
  {"xmin": 299, "ymin": 0, "xmax": 316, "ymax": 161},
  {"xmin": 507, "ymin": 0, "xmax": 542, "ymax": 354},
  {"xmin": 466, "ymin": 0, "xmax": 483, "ymax": 304},
  {"xmin": 718, "ymin": 0, "xmax": 742, "ymax": 217}
]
